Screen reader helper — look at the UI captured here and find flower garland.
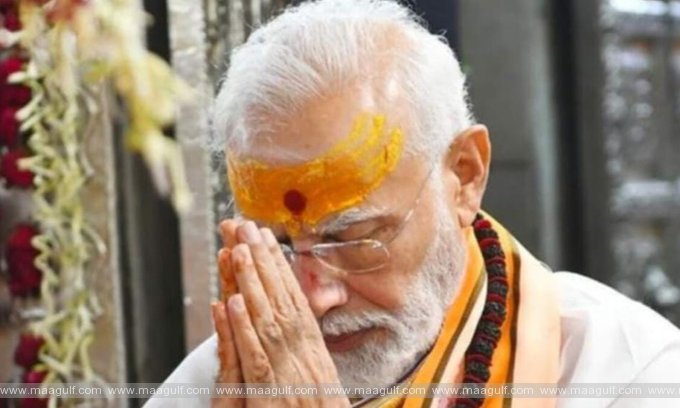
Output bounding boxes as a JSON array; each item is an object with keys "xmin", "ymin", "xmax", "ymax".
[
  {"xmin": 1, "ymin": 0, "xmax": 192, "ymax": 406},
  {"xmin": 2, "ymin": 4, "xmax": 50, "ymax": 407}
]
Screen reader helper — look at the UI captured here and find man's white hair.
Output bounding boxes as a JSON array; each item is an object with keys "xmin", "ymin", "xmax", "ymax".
[{"xmin": 212, "ymin": 0, "xmax": 474, "ymax": 159}]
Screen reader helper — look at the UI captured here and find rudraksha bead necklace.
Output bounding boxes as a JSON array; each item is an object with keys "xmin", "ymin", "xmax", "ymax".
[{"xmin": 452, "ymin": 213, "xmax": 510, "ymax": 408}]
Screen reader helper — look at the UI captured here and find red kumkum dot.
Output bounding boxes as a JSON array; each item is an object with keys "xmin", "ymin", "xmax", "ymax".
[{"xmin": 283, "ymin": 189, "xmax": 307, "ymax": 215}]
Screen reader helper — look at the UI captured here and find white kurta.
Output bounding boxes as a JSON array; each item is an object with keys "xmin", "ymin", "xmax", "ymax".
[{"xmin": 144, "ymin": 272, "xmax": 680, "ymax": 407}]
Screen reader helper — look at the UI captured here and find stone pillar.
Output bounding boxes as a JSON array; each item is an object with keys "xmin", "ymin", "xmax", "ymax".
[{"xmin": 459, "ymin": 0, "xmax": 563, "ymax": 266}]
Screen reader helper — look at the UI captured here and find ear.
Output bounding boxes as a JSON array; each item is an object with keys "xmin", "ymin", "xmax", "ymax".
[{"xmin": 442, "ymin": 125, "xmax": 491, "ymax": 227}]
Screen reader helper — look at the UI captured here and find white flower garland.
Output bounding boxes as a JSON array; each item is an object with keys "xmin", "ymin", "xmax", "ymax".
[{"xmin": 8, "ymin": 1, "xmax": 192, "ymax": 405}]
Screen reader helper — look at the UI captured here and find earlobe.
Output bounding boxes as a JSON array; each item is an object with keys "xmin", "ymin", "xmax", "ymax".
[{"xmin": 444, "ymin": 125, "xmax": 491, "ymax": 227}]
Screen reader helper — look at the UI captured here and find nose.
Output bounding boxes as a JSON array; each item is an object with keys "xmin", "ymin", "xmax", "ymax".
[{"xmin": 293, "ymin": 256, "xmax": 349, "ymax": 318}]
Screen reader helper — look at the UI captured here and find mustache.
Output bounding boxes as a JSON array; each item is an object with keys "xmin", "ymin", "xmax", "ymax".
[{"xmin": 318, "ymin": 309, "xmax": 399, "ymax": 337}]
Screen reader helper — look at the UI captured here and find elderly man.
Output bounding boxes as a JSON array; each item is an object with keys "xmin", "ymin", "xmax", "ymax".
[{"xmin": 147, "ymin": 0, "xmax": 680, "ymax": 407}]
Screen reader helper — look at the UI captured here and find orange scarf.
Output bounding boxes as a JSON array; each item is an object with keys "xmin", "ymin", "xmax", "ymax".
[{"xmin": 360, "ymin": 214, "xmax": 561, "ymax": 408}]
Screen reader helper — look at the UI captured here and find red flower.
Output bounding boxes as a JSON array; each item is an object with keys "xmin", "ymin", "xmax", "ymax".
[
  {"xmin": 7, "ymin": 223, "xmax": 37, "ymax": 251},
  {"xmin": 0, "ymin": 84, "xmax": 31, "ymax": 107},
  {"xmin": 0, "ymin": 1, "xmax": 17, "ymax": 10},
  {"xmin": 20, "ymin": 369, "xmax": 48, "ymax": 408},
  {"xmin": 2, "ymin": 8, "xmax": 21, "ymax": 31},
  {"xmin": 0, "ymin": 107, "xmax": 19, "ymax": 147},
  {"xmin": 0, "ymin": 58, "xmax": 30, "ymax": 107},
  {"xmin": 1, "ymin": 148, "xmax": 33, "ymax": 188},
  {"xmin": 20, "ymin": 398, "xmax": 47, "ymax": 408},
  {"xmin": 6, "ymin": 223, "xmax": 41, "ymax": 297},
  {"xmin": 14, "ymin": 333, "xmax": 44, "ymax": 368},
  {"xmin": 0, "ymin": 57, "xmax": 23, "ymax": 84},
  {"xmin": 20, "ymin": 398, "xmax": 48, "ymax": 408},
  {"xmin": 22, "ymin": 369, "xmax": 47, "ymax": 384}
]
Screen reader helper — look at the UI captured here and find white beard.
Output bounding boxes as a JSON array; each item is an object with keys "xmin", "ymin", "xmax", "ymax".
[{"xmin": 319, "ymin": 198, "xmax": 466, "ymax": 387}]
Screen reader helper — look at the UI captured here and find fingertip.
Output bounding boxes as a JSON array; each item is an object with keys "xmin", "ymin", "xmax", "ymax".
[
  {"xmin": 236, "ymin": 221, "xmax": 260, "ymax": 244},
  {"xmin": 260, "ymin": 228, "xmax": 278, "ymax": 248},
  {"xmin": 218, "ymin": 248, "xmax": 231, "ymax": 265},
  {"xmin": 211, "ymin": 301, "xmax": 225, "ymax": 324},
  {"xmin": 218, "ymin": 220, "xmax": 229, "ymax": 242},
  {"xmin": 219, "ymin": 219, "xmax": 239, "ymax": 248},
  {"xmin": 228, "ymin": 293, "xmax": 245, "ymax": 314},
  {"xmin": 231, "ymin": 244, "xmax": 252, "ymax": 267}
]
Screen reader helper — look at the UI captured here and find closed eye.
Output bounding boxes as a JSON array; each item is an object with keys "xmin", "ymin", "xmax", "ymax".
[
  {"xmin": 321, "ymin": 234, "xmax": 346, "ymax": 244},
  {"xmin": 325, "ymin": 225, "xmax": 388, "ymax": 243},
  {"xmin": 275, "ymin": 235, "xmax": 292, "ymax": 247}
]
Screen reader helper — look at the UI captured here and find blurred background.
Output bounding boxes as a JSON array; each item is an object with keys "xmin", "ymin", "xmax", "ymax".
[{"xmin": 1, "ymin": 0, "xmax": 680, "ymax": 406}]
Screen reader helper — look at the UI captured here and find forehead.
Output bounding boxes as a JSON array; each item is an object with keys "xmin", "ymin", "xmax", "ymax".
[
  {"xmin": 230, "ymin": 149, "xmax": 429, "ymax": 234},
  {"xmin": 228, "ymin": 114, "xmax": 403, "ymax": 233},
  {"xmin": 235, "ymin": 156, "xmax": 431, "ymax": 235},
  {"xmin": 226, "ymin": 82, "xmax": 424, "ymax": 235}
]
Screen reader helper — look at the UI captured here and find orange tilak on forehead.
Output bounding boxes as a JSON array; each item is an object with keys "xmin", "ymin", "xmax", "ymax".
[{"xmin": 227, "ymin": 114, "xmax": 404, "ymax": 236}]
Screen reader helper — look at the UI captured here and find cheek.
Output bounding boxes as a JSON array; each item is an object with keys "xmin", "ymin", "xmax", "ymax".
[
  {"xmin": 346, "ymin": 206, "xmax": 437, "ymax": 310},
  {"xmin": 345, "ymin": 270, "xmax": 406, "ymax": 310}
]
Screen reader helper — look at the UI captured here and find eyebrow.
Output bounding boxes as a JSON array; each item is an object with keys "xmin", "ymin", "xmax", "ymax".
[
  {"xmin": 227, "ymin": 197, "xmax": 386, "ymax": 236},
  {"xmin": 317, "ymin": 205, "xmax": 386, "ymax": 235}
]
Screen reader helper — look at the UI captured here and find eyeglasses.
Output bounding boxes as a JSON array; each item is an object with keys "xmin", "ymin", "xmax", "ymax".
[
  {"xmin": 226, "ymin": 169, "xmax": 433, "ymax": 274},
  {"xmin": 284, "ymin": 168, "xmax": 434, "ymax": 274}
]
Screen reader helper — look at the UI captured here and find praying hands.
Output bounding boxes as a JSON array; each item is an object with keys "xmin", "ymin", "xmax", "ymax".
[{"xmin": 210, "ymin": 220, "xmax": 350, "ymax": 408}]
